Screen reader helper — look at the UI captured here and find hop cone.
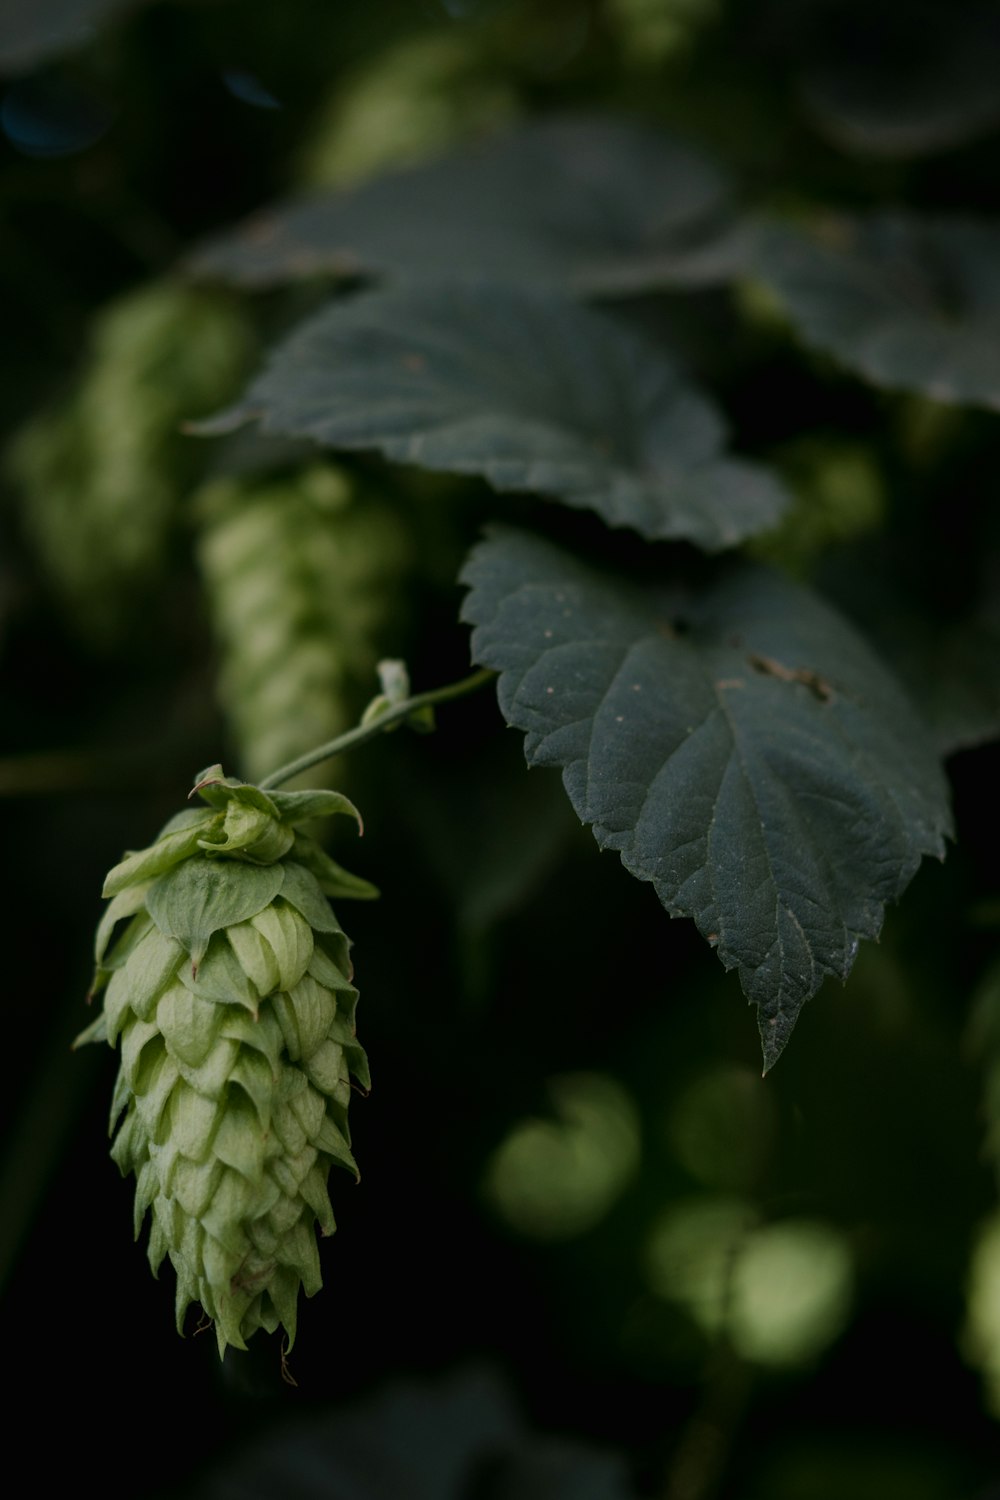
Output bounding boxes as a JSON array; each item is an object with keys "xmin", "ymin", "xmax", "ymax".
[
  {"xmin": 194, "ymin": 464, "xmax": 412, "ymax": 782},
  {"xmin": 8, "ymin": 281, "xmax": 254, "ymax": 642},
  {"xmin": 77, "ymin": 767, "xmax": 375, "ymax": 1355}
]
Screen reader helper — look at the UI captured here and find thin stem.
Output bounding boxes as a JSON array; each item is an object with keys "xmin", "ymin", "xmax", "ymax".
[
  {"xmin": 661, "ymin": 1348, "xmax": 750, "ymax": 1500},
  {"xmin": 661, "ymin": 1216, "xmax": 755, "ymax": 1500},
  {"xmin": 258, "ymin": 667, "xmax": 496, "ymax": 790}
]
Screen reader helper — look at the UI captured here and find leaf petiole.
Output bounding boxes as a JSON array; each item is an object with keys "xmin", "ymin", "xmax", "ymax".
[{"xmin": 258, "ymin": 667, "xmax": 496, "ymax": 790}]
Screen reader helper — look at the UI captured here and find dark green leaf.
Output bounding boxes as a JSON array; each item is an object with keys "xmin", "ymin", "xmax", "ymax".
[
  {"xmin": 883, "ymin": 618, "xmax": 1000, "ymax": 756},
  {"xmin": 460, "ymin": 527, "xmax": 952, "ymax": 1068},
  {"xmin": 210, "ymin": 279, "xmax": 789, "ymax": 551},
  {"xmin": 399, "ymin": 730, "xmax": 581, "ymax": 1004},
  {"xmin": 187, "ymin": 1365, "xmax": 632, "ymax": 1500},
  {"xmin": 810, "ymin": 544, "xmax": 1000, "ymax": 756},
  {"xmin": 190, "ymin": 114, "xmax": 736, "ymax": 294},
  {"xmin": 750, "ymin": 214, "xmax": 1000, "ymax": 410},
  {"xmin": 0, "ymin": 0, "xmax": 145, "ymax": 74}
]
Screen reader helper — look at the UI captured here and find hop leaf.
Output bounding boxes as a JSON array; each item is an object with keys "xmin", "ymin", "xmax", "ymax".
[{"xmin": 78, "ymin": 767, "xmax": 377, "ymax": 1356}]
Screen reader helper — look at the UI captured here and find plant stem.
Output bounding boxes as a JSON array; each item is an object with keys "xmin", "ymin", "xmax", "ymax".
[
  {"xmin": 258, "ymin": 667, "xmax": 496, "ymax": 790},
  {"xmin": 662, "ymin": 1350, "xmax": 751, "ymax": 1500}
]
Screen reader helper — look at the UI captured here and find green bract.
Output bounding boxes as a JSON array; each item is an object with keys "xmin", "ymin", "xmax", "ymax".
[{"xmin": 77, "ymin": 766, "xmax": 377, "ymax": 1356}]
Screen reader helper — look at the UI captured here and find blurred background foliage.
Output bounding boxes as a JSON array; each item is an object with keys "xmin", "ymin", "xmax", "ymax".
[{"xmin": 1, "ymin": 1, "xmax": 999, "ymax": 1496}]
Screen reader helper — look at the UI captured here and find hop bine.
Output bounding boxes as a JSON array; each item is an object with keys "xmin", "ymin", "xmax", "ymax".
[{"xmin": 76, "ymin": 766, "xmax": 376, "ymax": 1356}]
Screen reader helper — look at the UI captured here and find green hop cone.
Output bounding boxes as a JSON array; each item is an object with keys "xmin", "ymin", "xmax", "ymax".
[
  {"xmin": 193, "ymin": 464, "xmax": 413, "ymax": 783},
  {"xmin": 8, "ymin": 282, "xmax": 255, "ymax": 644},
  {"xmin": 76, "ymin": 766, "xmax": 376, "ymax": 1356}
]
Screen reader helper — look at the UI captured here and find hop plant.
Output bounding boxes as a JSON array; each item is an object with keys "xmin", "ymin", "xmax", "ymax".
[
  {"xmin": 8, "ymin": 281, "xmax": 254, "ymax": 642},
  {"xmin": 194, "ymin": 465, "xmax": 412, "ymax": 782},
  {"xmin": 76, "ymin": 766, "xmax": 376, "ymax": 1355},
  {"xmin": 296, "ymin": 30, "xmax": 516, "ymax": 189}
]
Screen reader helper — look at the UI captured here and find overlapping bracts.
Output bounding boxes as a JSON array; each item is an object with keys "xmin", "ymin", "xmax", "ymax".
[{"xmin": 78, "ymin": 768, "xmax": 375, "ymax": 1355}]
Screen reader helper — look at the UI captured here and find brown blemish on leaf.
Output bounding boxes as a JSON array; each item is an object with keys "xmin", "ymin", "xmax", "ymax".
[
  {"xmin": 285, "ymin": 250, "xmax": 327, "ymax": 276},
  {"xmin": 814, "ymin": 212, "xmax": 857, "ymax": 253},
  {"xmin": 402, "ymin": 352, "xmax": 427, "ymax": 373},
  {"xmin": 245, "ymin": 217, "xmax": 278, "ymax": 245},
  {"xmin": 327, "ymin": 251, "xmax": 362, "ymax": 276},
  {"xmin": 747, "ymin": 651, "xmax": 834, "ymax": 703}
]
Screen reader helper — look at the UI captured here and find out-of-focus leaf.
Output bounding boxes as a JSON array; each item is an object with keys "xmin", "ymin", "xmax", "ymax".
[
  {"xmin": 190, "ymin": 114, "xmax": 739, "ymax": 294},
  {"xmin": 401, "ymin": 729, "xmax": 579, "ymax": 982},
  {"xmin": 749, "ymin": 435, "xmax": 886, "ymax": 578},
  {"xmin": 0, "ymin": 0, "xmax": 146, "ymax": 74},
  {"xmin": 188, "ymin": 1365, "xmax": 632, "ymax": 1499},
  {"xmin": 746, "ymin": 1433, "xmax": 966, "ymax": 1500},
  {"xmin": 0, "ymin": 71, "xmax": 115, "ymax": 156},
  {"xmin": 818, "ymin": 548, "xmax": 1000, "ymax": 757},
  {"xmin": 967, "ymin": 950, "xmax": 1000, "ymax": 1165},
  {"xmin": 666, "ymin": 1063, "xmax": 776, "ymax": 1192},
  {"xmin": 208, "ymin": 279, "xmax": 790, "ymax": 551},
  {"xmin": 607, "ymin": 0, "xmax": 721, "ymax": 68},
  {"xmin": 296, "ymin": 30, "xmax": 519, "ymax": 189},
  {"xmin": 749, "ymin": 214, "xmax": 1000, "ymax": 410},
  {"xmin": 485, "ymin": 1073, "xmax": 640, "ymax": 1241},
  {"xmin": 461, "ymin": 527, "xmax": 952, "ymax": 1068},
  {"xmin": 797, "ymin": 1, "xmax": 1000, "ymax": 158},
  {"xmin": 892, "ymin": 620, "xmax": 1000, "ymax": 756}
]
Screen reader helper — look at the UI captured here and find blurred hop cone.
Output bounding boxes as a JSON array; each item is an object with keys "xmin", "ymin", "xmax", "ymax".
[{"xmin": 75, "ymin": 766, "xmax": 377, "ymax": 1356}]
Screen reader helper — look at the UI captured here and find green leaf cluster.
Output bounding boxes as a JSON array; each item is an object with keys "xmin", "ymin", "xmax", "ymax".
[{"xmin": 193, "ymin": 108, "xmax": 966, "ymax": 1066}]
